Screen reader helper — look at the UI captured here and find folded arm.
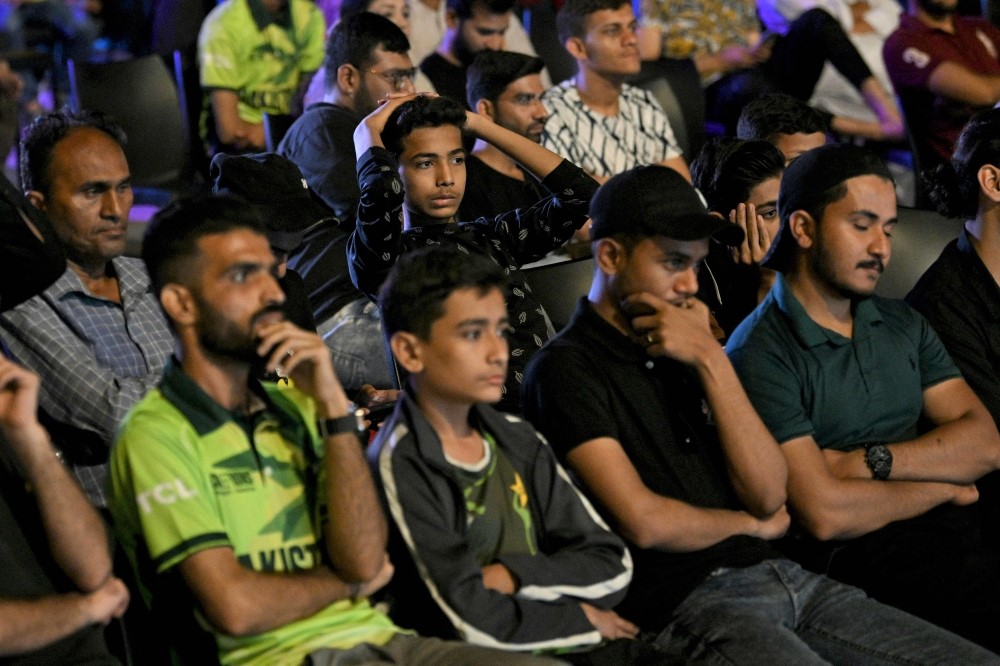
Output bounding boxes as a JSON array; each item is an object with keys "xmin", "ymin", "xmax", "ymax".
[
  {"xmin": 927, "ymin": 62, "xmax": 1000, "ymax": 107},
  {"xmin": 781, "ymin": 434, "xmax": 978, "ymax": 541},
  {"xmin": 566, "ymin": 437, "xmax": 790, "ymax": 551},
  {"xmin": 177, "ymin": 546, "xmax": 391, "ymax": 637},
  {"xmin": 209, "ymin": 90, "xmax": 266, "ymax": 151},
  {"xmin": 822, "ymin": 378, "xmax": 1000, "ymax": 484}
]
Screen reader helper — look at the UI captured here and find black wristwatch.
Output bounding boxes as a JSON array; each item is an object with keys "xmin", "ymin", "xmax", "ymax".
[
  {"xmin": 864, "ymin": 442, "xmax": 893, "ymax": 480},
  {"xmin": 318, "ymin": 407, "xmax": 366, "ymax": 440}
]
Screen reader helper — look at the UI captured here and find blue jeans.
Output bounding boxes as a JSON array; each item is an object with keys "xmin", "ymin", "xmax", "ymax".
[
  {"xmin": 318, "ymin": 298, "xmax": 393, "ymax": 394},
  {"xmin": 656, "ymin": 559, "xmax": 998, "ymax": 665}
]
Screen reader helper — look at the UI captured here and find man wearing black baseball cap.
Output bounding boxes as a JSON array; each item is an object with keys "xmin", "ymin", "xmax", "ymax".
[
  {"xmin": 211, "ymin": 153, "xmax": 397, "ymax": 405},
  {"xmin": 524, "ymin": 164, "xmax": 993, "ymax": 663},
  {"xmin": 211, "ymin": 152, "xmax": 330, "ymax": 331},
  {"xmin": 728, "ymin": 143, "xmax": 1000, "ymax": 653}
]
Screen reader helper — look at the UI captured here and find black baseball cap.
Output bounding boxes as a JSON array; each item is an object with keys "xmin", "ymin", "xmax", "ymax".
[
  {"xmin": 764, "ymin": 143, "xmax": 893, "ymax": 271},
  {"xmin": 590, "ymin": 165, "xmax": 745, "ymax": 246},
  {"xmin": 211, "ymin": 152, "xmax": 334, "ymax": 253}
]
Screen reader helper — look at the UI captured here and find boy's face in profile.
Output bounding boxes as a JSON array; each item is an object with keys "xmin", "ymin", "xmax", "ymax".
[
  {"xmin": 397, "ymin": 124, "xmax": 467, "ymax": 223},
  {"xmin": 407, "ymin": 286, "xmax": 509, "ymax": 406}
]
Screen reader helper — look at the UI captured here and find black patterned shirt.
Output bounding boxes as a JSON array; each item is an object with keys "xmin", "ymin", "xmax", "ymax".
[{"xmin": 348, "ymin": 147, "xmax": 597, "ymax": 412}]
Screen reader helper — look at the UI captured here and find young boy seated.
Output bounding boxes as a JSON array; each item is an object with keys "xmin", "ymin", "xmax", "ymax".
[
  {"xmin": 369, "ymin": 245, "xmax": 669, "ymax": 663},
  {"xmin": 348, "ymin": 93, "xmax": 598, "ymax": 413}
]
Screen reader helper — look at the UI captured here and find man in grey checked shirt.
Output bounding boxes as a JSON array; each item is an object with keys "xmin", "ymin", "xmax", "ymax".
[{"xmin": 0, "ymin": 110, "xmax": 174, "ymax": 507}]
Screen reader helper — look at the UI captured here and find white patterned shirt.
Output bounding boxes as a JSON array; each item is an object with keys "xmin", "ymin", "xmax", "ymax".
[{"xmin": 540, "ymin": 80, "xmax": 682, "ymax": 180}]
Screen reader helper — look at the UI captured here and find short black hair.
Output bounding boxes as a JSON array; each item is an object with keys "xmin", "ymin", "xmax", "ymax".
[
  {"xmin": 556, "ymin": 0, "xmax": 630, "ymax": 43},
  {"xmin": 142, "ymin": 194, "xmax": 270, "ymax": 297},
  {"xmin": 927, "ymin": 108, "xmax": 1000, "ymax": 219},
  {"xmin": 20, "ymin": 108, "xmax": 127, "ymax": 195},
  {"xmin": 736, "ymin": 94, "xmax": 828, "ymax": 144},
  {"xmin": 448, "ymin": 0, "xmax": 515, "ymax": 20},
  {"xmin": 379, "ymin": 245, "xmax": 507, "ymax": 339},
  {"xmin": 691, "ymin": 137, "xmax": 786, "ymax": 216},
  {"xmin": 381, "ymin": 94, "xmax": 467, "ymax": 156},
  {"xmin": 466, "ymin": 50, "xmax": 544, "ymax": 108},
  {"xmin": 323, "ymin": 12, "xmax": 410, "ymax": 90}
]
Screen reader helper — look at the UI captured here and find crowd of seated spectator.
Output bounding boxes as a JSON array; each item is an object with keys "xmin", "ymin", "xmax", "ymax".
[{"xmin": 7, "ymin": 0, "xmax": 1000, "ymax": 662}]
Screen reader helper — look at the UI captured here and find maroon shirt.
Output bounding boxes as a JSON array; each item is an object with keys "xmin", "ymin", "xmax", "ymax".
[{"xmin": 884, "ymin": 14, "xmax": 1000, "ymax": 162}]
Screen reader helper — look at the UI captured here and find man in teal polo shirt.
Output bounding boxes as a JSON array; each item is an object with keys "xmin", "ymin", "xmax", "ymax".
[
  {"xmin": 198, "ymin": 0, "xmax": 325, "ymax": 154},
  {"xmin": 727, "ymin": 143, "xmax": 1000, "ymax": 654}
]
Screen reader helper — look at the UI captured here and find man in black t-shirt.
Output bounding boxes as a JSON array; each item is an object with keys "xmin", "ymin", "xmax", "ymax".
[
  {"xmin": 279, "ymin": 13, "xmax": 418, "ymax": 392},
  {"xmin": 460, "ymin": 51, "xmax": 549, "ymax": 222},
  {"xmin": 420, "ymin": 0, "xmax": 513, "ymax": 107},
  {"xmin": 522, "ymin": 165, "xmax": 995, "ymax": 664}
]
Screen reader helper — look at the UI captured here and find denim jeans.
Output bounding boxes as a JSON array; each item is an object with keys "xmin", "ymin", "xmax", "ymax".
[
  {"xmin": 318, "ymin": 298, "xmax": 394, "ymax": 394},
  {"xmin": 307, "ymin": 634, "xmax": 563, "ymax": 665},
  {"xmin": 656, "ymin": 559, "xmax": 998, "ymax": 665}
]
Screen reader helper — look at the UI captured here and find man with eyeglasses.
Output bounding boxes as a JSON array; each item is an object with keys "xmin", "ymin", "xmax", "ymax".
[
  {"xmin": 277, "ymin": 12, "xmax": 417, "ymax": 397},
  {"xmin": 281, "ymin": 12, "xmax": 417, "ymax": 223},
  {"xmin": 459, "ymin": 51, "xmax": 554, "ymax": 221}
]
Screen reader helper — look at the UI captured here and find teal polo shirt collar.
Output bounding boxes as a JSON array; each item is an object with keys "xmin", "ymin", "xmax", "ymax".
[
  {"xmin": 247, "ymin": 0, "xmax": 291, "ymax": 30},
  {"xmin": 772, "ymin": 272, "xmax": 884, "ymax": 348},
  {"xmin": 159, "ymin": 357, "xmax": 303, "ymax": 437}
]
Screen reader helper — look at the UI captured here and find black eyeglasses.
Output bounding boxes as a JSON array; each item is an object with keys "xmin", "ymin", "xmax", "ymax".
[{"xmin": 366, "ymin": 67, "xmax": 418, "ymax": 91}]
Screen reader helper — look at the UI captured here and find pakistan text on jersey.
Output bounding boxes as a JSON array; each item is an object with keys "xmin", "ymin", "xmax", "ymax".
[{"xmin": 238, "ymin": 542, "xmax": 323, "ymax": 571}]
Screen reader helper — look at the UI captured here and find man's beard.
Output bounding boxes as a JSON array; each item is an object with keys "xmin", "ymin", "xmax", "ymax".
[
  {"xmin": 811, "ymin": 234, "xmax": 883, "ymax": 301},
  {"xmin": 454, "ymin": 30, "xmax": 479, "ymax": 66},
  {"xmin": 916, "ymin": 0, "xmax": 956, "ymax": 19},
  {"xmin": 195, "ymin": 298, "xmax": 285, "ymax": 365}
]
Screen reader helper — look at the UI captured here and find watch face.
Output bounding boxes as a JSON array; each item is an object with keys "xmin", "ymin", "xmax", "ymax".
[{"xmin": 866, "ymin": 444, "xmax": 892, "ymax": 480}]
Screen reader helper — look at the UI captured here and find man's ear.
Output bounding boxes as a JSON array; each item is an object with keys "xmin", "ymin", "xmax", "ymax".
[
  {"xmin": 445, "ymin": 8, "xmax": 459, "ymax": 29},
  {"xmin": 789, "ymin": 210, "xmax": 816, "ymax": 250},
  {"xmin": 475, "ymin": 98, "xmax": 495, "ymax": 120},
  {"xmin": 564, "ymin": 36, "xmax": 587, "ymax": 61},
  {"xmin": 593, "ymin": 237, "xmax": 626, "ymax": 275},
  {"xmin": 336, "ymin": 64, "xmax": 359, "ymax": 95},
  {"xmin": 25, "ymin": 190, "xmax": 45, "ymax": 211},
  {"xmin": 160, "ymin": 283, "xmax": 196, "ymax": 327},
  {"xmin": 390, "ymin": 331, "xmax": 425, "ymax": 374},
  {"xmin": 978, "ymin": 164, "xmax": 1000, "ymax": 203}
]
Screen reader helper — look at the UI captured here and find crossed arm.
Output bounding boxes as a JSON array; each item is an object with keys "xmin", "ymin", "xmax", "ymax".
[
  {"xmin": 0, "ymin": 358, "xmax": 128, "ymax": 655},
  {"xmin": 927, "ymin": 62, "xmax": 1000, "ymax": 107},
  {"xmin": 779, "ymin": 378, "xmax": 999, "ymax": 541},
  {"xmin": 175, "ymin": 324, "xmax": 392, "ymax": 637}
]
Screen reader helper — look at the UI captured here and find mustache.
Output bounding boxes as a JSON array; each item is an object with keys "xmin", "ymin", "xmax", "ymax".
[
  {"xmin": 251, "ymin": 304, "xmax": 286, "ymax": 327},
  {"xmin": 857, "ymin": 259, "xmax": 885, "ymax": 273}
]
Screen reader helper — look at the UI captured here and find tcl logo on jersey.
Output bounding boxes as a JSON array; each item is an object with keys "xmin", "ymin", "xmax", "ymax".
[{"xmin": 137, "ymin": 479, "xmax": 198, "ymax": 514}]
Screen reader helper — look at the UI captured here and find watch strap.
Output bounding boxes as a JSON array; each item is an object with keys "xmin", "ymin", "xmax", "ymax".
[{"xmin": 317, "ymin": 409, "xmax": 365, "ymax": 439}]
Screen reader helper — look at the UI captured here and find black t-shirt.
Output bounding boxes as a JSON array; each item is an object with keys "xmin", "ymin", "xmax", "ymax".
[
  {"xmin": 278, "ymin": 102, "xmax": 362, "ymax": 222},
  {"xmin": 278, "ymin": 103, "xmax": 371, "ymax": 324},
  {"xmin": 420, "ymin": 53, "xmax": 469, "ymax": 108},
  {"xmin": 523, "ymin": 299, "xmax": 776, "ymax": 629},
  {"xmin": 459, "ymin": 155, "xmax": 547, "ymax": 222},
  {"xmin": 0, "ymin": 449, "xmax": 116, "ymax": 665}
]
